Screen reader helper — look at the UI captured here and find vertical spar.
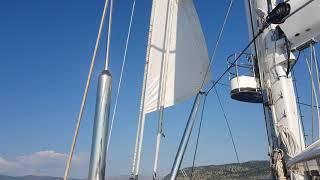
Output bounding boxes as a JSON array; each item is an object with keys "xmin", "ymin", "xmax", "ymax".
[
  {"xmin": 63, "ymin": 0, "xmax": 110, "ymax": 178},
  {"xmin": 88, "ymin": 70, "xmax": 112, "ymax": 180},
  {"xmin": 244, "ymin": 0, "xmax": 306, "ymax": 179},
  {"xmin": 88, "ymin": 0, "xmax": 114, "ymax": 179},
  {"xmin": 153, "ymin": 107, "xmax": 164, "ymax": 180},
  {"xmin": 131, "ymin": 0, "xmax": 158, "ymax": 179},
  {"xmin": 153, "ymin": 0, "xmax": 174, "ymax": 178}
]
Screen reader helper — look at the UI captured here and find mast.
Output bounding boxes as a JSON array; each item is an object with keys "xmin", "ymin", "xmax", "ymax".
[
  {"xmin": 87, "ymin": 0, "xmax": 114, "ymax": 179},
  {"xmin": 153, "ymin": 107, "xmax": 164, "ymax": 180},
  {"xmin": 88, "ymin": 70, "xmax": 112, "ymax": 180},
  {"xmin": 244, "ymin": 0, "xmax": 306, "ymax": 179},
  {"xmin": 153, "ymin": 0, "xmax": 174, "ymax": 178},
  {"xmin": 131, "ymin": 0, "xmax": 157, "ymax": 179}
]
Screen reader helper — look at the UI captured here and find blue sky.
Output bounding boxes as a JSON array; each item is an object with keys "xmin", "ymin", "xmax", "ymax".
[{"xmin": 0, "ymin": 0, "xmax": 318, "ymax": 178}]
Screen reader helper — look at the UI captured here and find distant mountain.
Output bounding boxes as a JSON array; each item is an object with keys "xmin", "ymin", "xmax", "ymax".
[
  {"xmin": 0, "ymin": 161, "xmax": 270, "ymax": 180},
  {"xmin": 164, "ymin": 160, "xmax": 271, "ymax": 180},
  {"xmin": 108, "ymin": 175, "xmax": 150, "ymax": 180},
  {"xmin": 0, "ymin": 175, "xmax": 151, "ymax": 180},
  {"xmin": 0, "ymin": 175, "xmax": 82, "ymax": 180}
]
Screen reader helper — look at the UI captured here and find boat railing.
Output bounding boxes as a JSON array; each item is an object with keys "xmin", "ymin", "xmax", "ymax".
[{"xmin": 227, "ymin": 52, "xmax": 257, "ymax": 80}]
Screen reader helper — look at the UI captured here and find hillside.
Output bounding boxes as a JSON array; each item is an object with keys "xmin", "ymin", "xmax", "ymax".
[
  {"xmin": 0, "ymin": 175, "xmax": 81, "ymax": 180},
  {"xmin": 0, "ymin": 175, "xmax": 150, "ymax": 180},
  {"xmin": 164, "ymin": 160, "xmax": 271, "ymax": 180},
  {"xmin": 0, "ymin": 161, "xmax": 271, "ymax": 180}
]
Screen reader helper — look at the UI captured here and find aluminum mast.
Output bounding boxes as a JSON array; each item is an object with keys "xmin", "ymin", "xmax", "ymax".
[
  {"xmin": 88, "ymin": 0, "xmax": 113, "ymax": 179},
  {"xmin": 131, "ymin": 1, "xmax": 158, "ymax": 179}
]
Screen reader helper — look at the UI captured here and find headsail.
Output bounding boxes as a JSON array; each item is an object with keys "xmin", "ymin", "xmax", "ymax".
[
  {"xmin": 144, "ymin": 0, "xmax": 211, "ymax": 114},
  {"xmin": 131, "ymin": 1, "xmax": 210, "ymax": 179}
]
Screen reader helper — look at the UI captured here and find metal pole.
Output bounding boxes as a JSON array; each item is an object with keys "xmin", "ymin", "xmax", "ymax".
[
  {"xmin": 131, "ymin": 0, "xmax": 157, "ymax": 179},
  {"xmin": 244, "ymin": 0, "xmax": 306, "ymax": 178},
  {"xmin": 134, "ymin": 112, "xmax": 147, "ymax": 179},
  {"xmin": 131, "ymin": 57, "xmax": 149, "ymax": 180},
  {"xmin": 131, "ymin": 53, "xmax": 150, "ymax": 180},
  {"xmin": 169, "ymin": 93, "xmax": 203, "ymax": 180},
  {"xmin": 153, "ymin": 107, "xmax": 164, "ymax": 180},
  {"xmin": 88, "ymin": 70, "xmax": 112, "ymax": 180},
  {"xmin": 152, "ymin": 0, "xmax": 173, "ymax": 176},
  {"xmin": 63, "ymin": 0, "xmax": 110, "ymax": 179}
]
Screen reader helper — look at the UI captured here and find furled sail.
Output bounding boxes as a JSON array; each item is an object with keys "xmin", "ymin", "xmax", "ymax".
[{"xmin": 144, "ymin": 0, "xmax": 211, "ymax": 113}]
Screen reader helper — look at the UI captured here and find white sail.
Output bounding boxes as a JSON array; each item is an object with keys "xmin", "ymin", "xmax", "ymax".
[{"xmin": 144, "ymin": 0, "xmax": 211, "ymax": 114}]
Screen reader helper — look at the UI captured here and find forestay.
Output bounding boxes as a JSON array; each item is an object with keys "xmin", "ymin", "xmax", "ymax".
[{"xmin": 144, "ymin": 0, "xmax": 211, "ymax": 113}]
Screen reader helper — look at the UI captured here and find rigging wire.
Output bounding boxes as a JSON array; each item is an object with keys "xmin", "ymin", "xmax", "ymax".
[
  {"xmin": 190, "ymin": 95, "xmax": 207, "ymax": 180},
  {"xmin": 214, "ymin": 87, "xmax": 240, "ymax": 164},
  {"xmin": 206, "ymin": 29, "xmax": 264, "ymax": 95},
  {"xmin": 311, "ymin": 52, "xmax": 315, "ymax": 143},
  {"xmin": 303, "ymin": 50, "xmax": 320, "ymax": 142},
  {"xmin": 185, "ymin": 1, "xmax": 263, "ymax": 175},
  {"xmin": 247, "ymin": 0, "xmax": 259, "ymax": 61},
  {"xmin": 199, "ymin": 0, "xmax": 234, "ymax": 89},
  {"xmin": 63, "ymin": 0, "xmax": 110, "ymax": 179},
  {"xmin": 215, "ymin": 82, "xmax": 229, "ymax": 87},
  {"xmin": 247, "ymin": 0, "xmax": 274, "ymax": 155},
  {"xmin": 292, "ymin": 51, "xmax": 307, "ymax": 143},
  {"xmin": 293, "ymin": 73, "xmax": 307, "ymax": 146},
  {"xmin": 298, "ymin": 102, "xmax": 320, "ymax": 109},
  {"xmin": 187, "ymin": 0, "xmax": 277, "ymax": 170},
  {"xmin": 309, "ymin": 46, "xmax": 316, "ymax": 142},
  {"xmin": 174, "ymin": 1, "xmax": 234, "ymax": 177},
  {"xmin": 311, "ymin": 44, "xmax": 320, "ymax": 139},
  {"xmin": 106, "ymin": 0, "xmax": 136, "ymax": 161}
]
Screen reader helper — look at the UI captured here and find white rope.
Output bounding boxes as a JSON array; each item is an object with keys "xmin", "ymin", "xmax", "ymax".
[
  {"xmin": 63, "ymin": 0, "xmax": 110, "ymax": 179},
  {"xmin": 273, "ymin": 149, "xmax": 286, "ymax": 179},
  {"xmin": 106, "ymin": 0, "xmax": 136, "ymax": 159},
  {"xmin": 104, "ymin": 0, "xmax": 114, "ymax": 70},
  {"xmin": 278, "ymin": 126, "xmax": 300, "ymax": 157}
]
